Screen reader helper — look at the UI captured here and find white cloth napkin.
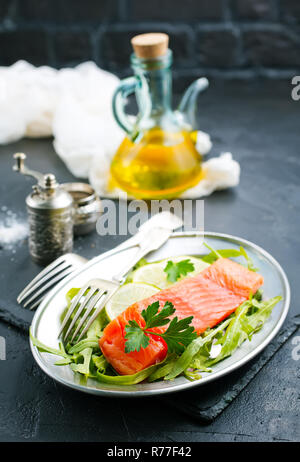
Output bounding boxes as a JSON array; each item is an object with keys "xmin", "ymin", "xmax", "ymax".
[{"xmin": 0, "ymin": 61, "xmax": 240, "ymax": 198}]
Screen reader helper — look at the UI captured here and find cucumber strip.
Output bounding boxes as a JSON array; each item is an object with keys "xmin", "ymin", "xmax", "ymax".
[
  {"xmin": 96, "ymin": 363, "xmax": 160, "ymax": 385},
  {"xmin": 67, "ymin": 338, "xmax": 100, "ymax": 354},
  {"xmin": 148, "ymin": 356, "xmax": 177, "ymax": 382},
  {"xmin": 30, "ymin": 329, "xmax": 70, "ymax": 359}
]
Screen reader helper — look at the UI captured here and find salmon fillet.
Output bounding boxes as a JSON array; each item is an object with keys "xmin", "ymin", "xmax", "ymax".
[
  {"xmin": 99, "ymin": 305, "xmax": 168, "ymax": 375},
  {"xmin": 202, "ymin": 258, "xmax": 264, "ymax": 298},
  {"xmin": 129, "ymin": 275, "xmax": 245, "ymax": 335},
  {"xmin": 99, "ymin": 258, "xmax": 264, "ymax": 375}
]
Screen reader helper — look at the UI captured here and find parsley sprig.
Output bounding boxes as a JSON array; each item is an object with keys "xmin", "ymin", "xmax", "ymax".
[
  {"xmin": 164, "ymin": 259, "xmax": 195, "ymax": 283},
  {"xmin": 124, "ymin": 301, "xmax": 197, "ymax": 354}
]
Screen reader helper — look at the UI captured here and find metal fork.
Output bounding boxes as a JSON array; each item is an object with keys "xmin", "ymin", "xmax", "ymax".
[
  {"xmin": 17, "ymin": 253, "xmax": 88, "ymax": 310},
  {"xmin": 17, "ymin": 211, "xmax": 183, "ymax": 311},
  {"xmin": 58, "ymin": 226, "xmax": 173, "ymax": 344}
]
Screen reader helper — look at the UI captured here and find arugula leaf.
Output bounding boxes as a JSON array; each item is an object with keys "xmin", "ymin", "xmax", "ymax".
[
  {"xmin": 124, "ymin": 301, "xmax": 196, "ymax": 354},
  {"xmin": 241, "ymin": 296, "xmax": 282, "ymax": 339},
  {"xmin": 206, "ymin": 301, "xmax": 251, "ymax": 365},
  {"xmin": 165, "ymin": 318, "xmax": 232, "ymax": 380},
  {"xmin": 239, "ymin": 247, "xmax": 258, "ymax": 272},
  {"xmin": 164, "ymin": 259, "xmax": 195, "ymax": 283},
  {"xmin": 169, "ymin": 295, "xmax": 282, "ymax": 378},
  {"xmin": 203, "ymin": 242, "xmax": 222, "ymax": 260},
  {"xmin": 201, "ymin": 244, "xmax": 257, "ymax": 272}
]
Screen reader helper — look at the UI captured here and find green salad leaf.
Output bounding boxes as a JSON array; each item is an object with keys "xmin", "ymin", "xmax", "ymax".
[
  {"xmin": 91, "ymin": 355, "xmax": 108, "ymax": 374},
  {"xmin": 165, "ymin": 318, "xmax": 232, "ymax": 380},
  {"xmin": 202, "ymin": 244, "xmax": 257, "ymax": 271},
  {"xmin": 70, "ymin": 347, "xmax": 93, "ymax": 376},
  {"xmin": 96, "ymin": 361, "xmax": 161, "ymax": 385},
  {"xmin": 67, "ymin": 337, "xmax": 100, "ymax": 354},
  {"xmin": 165, "ymin": 294, "xmax": 282, "ymax": 380},
  {"xmin": 30, "ymin": 329, "xmax": 70, "ymax": 360},
  {"xmin": 205, "ymin": 301, "xmax": 251, "ymax": 366},
  {"xmin": 148, "ymin": 354, "xmax": 177, "ymax": 382}
]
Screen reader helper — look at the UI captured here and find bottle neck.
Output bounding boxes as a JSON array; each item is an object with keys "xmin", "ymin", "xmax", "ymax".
[{"xmin": 131, "ymin": 51, "xmax": 173, "ymax": 119}]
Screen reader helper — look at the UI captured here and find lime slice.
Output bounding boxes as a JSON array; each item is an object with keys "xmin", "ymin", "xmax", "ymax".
[
  {"xmin": 105, "ymin": 282, "xmax": 159, "ymax": 321},
  {"xmin": 131, "ymin": 256, "xmax": 210, "ymax": 289}
]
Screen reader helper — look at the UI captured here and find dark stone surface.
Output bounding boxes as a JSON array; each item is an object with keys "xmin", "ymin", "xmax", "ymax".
[
  {"xmin": 130, "ymin": 0, "xmax": 224, "ymax": 21},
  {"xmin": 0, "ymin": 0, "xmax": 300, "ymax": 77},
  {"xmin": 196, "ymin": 27, "xmax": 240, "ymax": 68},
  {"xmin": 0, "ymin": 81, "xmax": 299, "ymax": 441},
  {"xmin": 53, "ymin": 29, "xmax": 93, "ymax": 66},
  {"xmin": 0, "ymin": 28, "xmax": 49, "ymax": 66},
  {"xmin": 0, "ymin": 0, "xmax": 11, "ymax": 21},
  {"xmin": 18, "ymin": 0, "xmax": 119, "ymax": 23},
  {"xmin": 101, "ymin": 24, "xmax": 193, "ymax": 71},
  {"xmin": 164, "ymin": 318, "xmax": 300, "ymax": 422},
  {"xmin": 233, "ymin": 0, "xmax": 275, "ymax": 20},
  {"xmin": 243, "ymin": 26, "xmax": 300, "ymax": 67},
  {"xmin": 281, "ymin": 0, "xmax": 300, "ymax": 24}
]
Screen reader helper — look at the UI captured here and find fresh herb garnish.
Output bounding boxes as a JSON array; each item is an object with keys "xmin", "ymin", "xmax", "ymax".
[
  {"xmin": 124, "ymin": 301, "xmax": 197, "ymax": 354},
  {"xmin": 202, "ymin": 243, "xmax": 258, "ymax": 272},
  {"xmin": 164, "ymin": 259, "xmax": 195, "ymax": 283}
]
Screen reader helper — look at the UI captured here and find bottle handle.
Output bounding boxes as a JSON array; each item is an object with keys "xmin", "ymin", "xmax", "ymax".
[{"xmin": 112, "ymin": 75, "xmax": 151, "ymax": 138}]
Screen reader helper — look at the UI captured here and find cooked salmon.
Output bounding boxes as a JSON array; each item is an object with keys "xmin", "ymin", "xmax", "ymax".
[
  {"xmin": 99, "ymin": 258, "xmax": 264, "ymax": 375},
  {"xmin": 99, "ymin": 305, "xmax": 168, "ymax": 375},
  {"xmin": 128, "ymin": 275, "xmax": 246, "ymax": 335},
  {"xmin": 201, "ymin": 258, "xmax": 264, "ymax": 298}
]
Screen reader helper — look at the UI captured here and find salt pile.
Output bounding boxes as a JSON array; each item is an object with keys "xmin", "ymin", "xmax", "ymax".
[{"xmin": 0, "ymin": 207, "xmax": 28, "ymax": 251}]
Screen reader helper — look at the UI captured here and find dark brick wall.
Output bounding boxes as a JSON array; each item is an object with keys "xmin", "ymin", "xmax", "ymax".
[{"xmin": 0, "ymin": 0, "xmax": 300, "ymax": 80}]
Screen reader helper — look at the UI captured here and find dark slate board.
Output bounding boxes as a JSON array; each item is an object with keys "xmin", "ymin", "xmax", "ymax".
[
  {"xmin": 1, "ymin": 295, "xmax": 298, "ymax": 423},
  {"xmin": 162, "ymin": 316, "xmax": 300, "ymax": 422}
]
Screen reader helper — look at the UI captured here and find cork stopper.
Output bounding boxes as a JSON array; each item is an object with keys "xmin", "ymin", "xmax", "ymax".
[{"xmin": 131, "ymin": 33, "xmax": 169, "ymax": 59}]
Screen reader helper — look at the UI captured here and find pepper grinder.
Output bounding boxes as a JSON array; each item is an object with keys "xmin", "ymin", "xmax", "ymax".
[{"xmin": 13, "ymin": 153, "xmax": 74, "ymax": 265}]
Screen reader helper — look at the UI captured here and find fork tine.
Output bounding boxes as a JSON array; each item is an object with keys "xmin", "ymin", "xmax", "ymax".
[
  {"xmin": 18, "ymin": 261, "xmax": 71, "ymax": 304},
  {"xmin": 58, "ymin": 285, "xmax": 88, "ymax": 338},
  {"xmin": 77, "ymin": 288, "xmax": 118, "ymax": 342},
  {"xmin": 23, "ymin": 267, "xmax": 74, "ymax": 309},
  {"xmin": 17, "ymin": 255, "xmax": 67, "ymax": 303},
  {"xmin": 27, "ymin": 293, "xmax": 50, "ymax": 311},
  {"xmin": 70, "ymin": 289, "xmax": 106, "ymax": 342},
  {"xmin": 63, "ymin": 286, "xmax": 99, "ymax": 341}
]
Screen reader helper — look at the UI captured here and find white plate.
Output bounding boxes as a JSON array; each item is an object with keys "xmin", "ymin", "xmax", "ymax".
[{"xmin": 30, "ymin": 232, "xmax": 290, "ymax": 397}]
